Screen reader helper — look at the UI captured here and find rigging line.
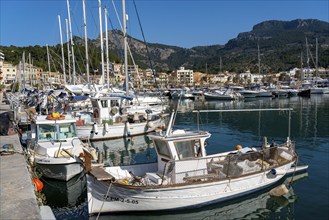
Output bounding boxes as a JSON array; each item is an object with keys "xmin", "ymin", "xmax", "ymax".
[
  {"xmin": 48, "ymin": 47, "xmax": 67, "ymax": 72},
  {"xmin": 71, "ymin": 13, "xmax": 88, "ymax": 79},
  {"xmin": 132, "ymin": 0, "xmax": 168, "ymax": 105},
  {"xmin": 132, "ymin": 0, "xmax": 157, "ymax": 85},
  {"xmin": 111, "ymin": 0, "xmax": 141, "ymax": 87}
]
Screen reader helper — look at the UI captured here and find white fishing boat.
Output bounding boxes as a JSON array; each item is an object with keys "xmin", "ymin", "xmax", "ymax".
[
  {"xmin": 85, "ymin": 108, "xmax": 305, "ymax": 214},
  {"xmin": 26, "ymin": 112, "xmax": 95, "ymax": 181},
  {"xmin": 75, "ymin": 95, "xmax": 167, "ymax": 141}
]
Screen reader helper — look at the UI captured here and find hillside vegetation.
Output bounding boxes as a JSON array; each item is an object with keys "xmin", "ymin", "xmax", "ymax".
[{"xmin": 1, "ymin": 19, "xmax": 328, "ymax": 75}]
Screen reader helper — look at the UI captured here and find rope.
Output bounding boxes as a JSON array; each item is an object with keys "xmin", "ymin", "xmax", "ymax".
[
  {"xmin": 288, "ymin": 153, "xmax": 299, "ymax": 188},
  {"xmin": 96, "ymin": 182, "xmax": 113, "ymax": 220}
]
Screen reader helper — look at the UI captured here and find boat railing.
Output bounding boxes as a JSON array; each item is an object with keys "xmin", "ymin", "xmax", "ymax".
[{"xmin": 161, "ymin": 144, "xmax": 296, "ymax": 185}]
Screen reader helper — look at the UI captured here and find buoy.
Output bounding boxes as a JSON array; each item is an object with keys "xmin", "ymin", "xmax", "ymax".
[
  {"xmin": 93, "ymin": 123, "xmax": 98, "ymax": 135},
  {"xmin": 269, "ymin": 184, "xmax": 289, "ymax": 197},
  {"xmin": 32, "ymin": 178, "xmax": 44, "ymax": 192},
  {"xmin": 235, "ymin": 145, "xmax": 243, "ymax": 150},
  {"xmin": 104, "ymin": 123, "xmax": 109, "ymax": 132},
  {"xmin": 126, "ymin": 122, "xmax": 131, "ymax": 136}
]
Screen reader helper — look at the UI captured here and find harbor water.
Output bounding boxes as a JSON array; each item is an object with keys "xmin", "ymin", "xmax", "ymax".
[{"xmin": 43, "ymin": 95, "xmax": 329, "ymax": 220}]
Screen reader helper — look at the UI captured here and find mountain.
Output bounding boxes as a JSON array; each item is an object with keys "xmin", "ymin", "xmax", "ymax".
[{"xmin": 1, "ymin": 19, "xmax": 328, "ymax": 74}]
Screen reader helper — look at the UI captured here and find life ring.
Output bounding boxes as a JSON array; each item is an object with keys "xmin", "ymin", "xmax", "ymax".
[
  {"xmin": 110, "ymin": 106, "xmax": 119, "ymax": 116},
  {"xmin": 93, "ymin": 109, "xmax": 99, "ymax": 119},
  {"xmin": 46, "ymin": 112, "xmax": 65, "ymax": 120}
]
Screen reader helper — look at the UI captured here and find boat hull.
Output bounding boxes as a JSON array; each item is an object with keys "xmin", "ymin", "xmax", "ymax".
[
  {"xmin": 87, "ymin": 162, "xmax": 293, "ymax": 214},
  {"xmin": 35, "ymin": 157, "xmax": 84, "ymax": 181},
  {"xmin": 76, "ymin": 119, "xmax": 163, "ymax": 141}
]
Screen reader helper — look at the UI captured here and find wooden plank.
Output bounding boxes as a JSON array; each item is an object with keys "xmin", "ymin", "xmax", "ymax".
[{"xmin": 90, "ymin": 166, "xmax": 115, "ymax": 181}]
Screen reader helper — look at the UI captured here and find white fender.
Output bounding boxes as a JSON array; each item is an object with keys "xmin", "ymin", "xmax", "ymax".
[
  {"xmin": 104, "ymin": 122, "xmax": 109, "ymax": 132},
  {"xmin": 93, "ymin": 123, "xmax": 98, "ymax": 135},
  {"xmin": 126, "ymin": 122, "xmax": 131, "ymax": 136}
]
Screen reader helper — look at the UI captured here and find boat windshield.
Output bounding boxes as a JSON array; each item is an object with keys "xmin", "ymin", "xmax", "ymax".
[
  {"xmin": 175, "ymin": 139, "xmax": 202, "ymax": 160},
  {"xmin": 38, "ymin": 124, "xmax": 57, "ymax": 141},
  {"xmin": 154, "ymin": 139, "xmax": 171, "ymax": 158},
  {"xmin": 58, "ymin": 123, "xmax": 76, "ymax": 139}
]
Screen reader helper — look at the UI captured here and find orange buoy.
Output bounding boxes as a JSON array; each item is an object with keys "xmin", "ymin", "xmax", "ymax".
[
  {"xmin": 235, "ymin": 145, "xmax": 243, "ymax": 150},
  {"xmin": 32, "ymin": 178, "xmax": 44, "ymax": 192}
]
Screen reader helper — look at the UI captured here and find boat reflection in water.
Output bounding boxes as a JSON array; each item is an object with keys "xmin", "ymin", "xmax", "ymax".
[
  {"xmin": 41, "ymin": 172, "xmax": 88, "ymax": 219},
  {"xmin": 90, "ymin": 135, "xmax": 157, "ymax": 166},
  {"xmin": 91, "ymin": 171, "xmax": 308, "ymax": 220}
]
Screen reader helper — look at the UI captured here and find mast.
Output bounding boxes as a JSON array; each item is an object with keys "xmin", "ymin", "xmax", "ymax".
[
  {"xmin": 98, "ymin": 0, "xmax": 105, "ymax": 84},
  {"xmin": 65, "ymin": 18, "xmax": 71, "ymax": 82},
  {"xmin": 82, "ymin": 0, "xmax": 90, "ymax": 83},
  {"xmin": 22, "ymin": 52, "xmax": 26, "ymax": 91},
  {"xmin": 67, "ymin": 0, "xmax": 76, "ymax": 85},
  {"xmin": 122, "ymin": 0, "xmax": 129, "ymax": 95},
  {"xmin": 305, "ymin": 37, "xmax": 310, "ymax": 80},
  {"xmin": 105, "ymin": 7, "xmax": 110, "ymax": 88},
  {"xmin": 258, "ymin": 43, "xmax": 261, "ymax": 75},
  {"xmin": 58, "ymin": 15, "xmax": 66, "ymax": 84},
  {"xmin": 28, "ymin": 53, "xmax": 31, "ymax": 87},
  {"xmin": 315, "ymin": 38, "xmax": 318, "ymax": 78},
  {"xmin": 46, "ymin": 44, "xmax": 51, "ymax": 73}
]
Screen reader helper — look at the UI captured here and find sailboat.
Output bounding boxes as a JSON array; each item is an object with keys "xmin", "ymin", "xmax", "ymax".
[{"xmin": 74, "ymin": 0, "xmax": 167, "ymax": 141}]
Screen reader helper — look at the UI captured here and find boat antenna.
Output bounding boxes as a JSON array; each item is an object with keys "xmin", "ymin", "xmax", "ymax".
[
  {"xmin": 288, "ymin": 108, "xmax": 291, "ymax": 142},
  {"xmin": 165, "ymin": 93, "xmax": 183, "ymax": 136}
]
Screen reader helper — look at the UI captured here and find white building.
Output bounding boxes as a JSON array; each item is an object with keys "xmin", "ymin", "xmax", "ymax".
[
  {"xmin": 174, "ymin": 67, "xmax": 194, "ymax": 86},
  {"xmin": 238, "ymin": 71, "xmax": 265, "ymax": 84},
  {"xmin": 0, "ymin": 51, "xmax": 5, "ymax": 85},
  {"xmin": 2, "ymin": 63, "xmax": 17, "ymax": 86}
]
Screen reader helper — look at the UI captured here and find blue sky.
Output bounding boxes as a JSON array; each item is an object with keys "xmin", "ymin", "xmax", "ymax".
[{"xmin": 0, "ymin": 0, "xmax": 328, "ymax": 48}]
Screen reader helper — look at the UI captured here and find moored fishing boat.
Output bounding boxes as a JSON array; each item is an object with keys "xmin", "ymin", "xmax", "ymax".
[
  {"xmin": 85, "ymin": 108, "xmax": 306, "ymax": 214},
  {"xmin": 26, "ymin": 112, "xmax": 96, "ymax": 181},
  {"xmin": 74, "ymin": 95, "xmax": 167, "ymax": 141}
]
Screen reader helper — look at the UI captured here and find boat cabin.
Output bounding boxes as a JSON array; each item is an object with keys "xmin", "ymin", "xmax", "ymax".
[
  {"xmin": 147, "ymin": 130, "xmax": 211, "ymax": 184},
  {"xmin": 29, "ymin": 115, "xmax": 77, "ymax": 142}
]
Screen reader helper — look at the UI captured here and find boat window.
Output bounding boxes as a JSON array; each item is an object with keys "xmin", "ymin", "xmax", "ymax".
[
  {"xmin": 101, "ymin": 100, "xmax": 108, "ymax": 108},
  {"xmin": 38, "ymin": 124, "xmax": 57, "ymax": 141},
  {"xmin": 58, "ymin": 123, "xmax": 76, "ymax": 139},
  {"xmin": 175, "ymin": 139, "xmax": 201, "ymax": 160},
  {"xmin": 111, "ymin": 100, "xmax": 119, "ymax": 107},
  {"xmin": 154, "ymin": 139, "xmax": 171, "ymax": 158}
]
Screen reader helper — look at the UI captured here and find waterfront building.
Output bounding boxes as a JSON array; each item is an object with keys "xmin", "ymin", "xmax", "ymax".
[
  {"xmin": 2, "ymin": 63, "xmax": 17, "ymax": 87},
  {"xmin": 170, "ymin": 67, "xmax": 194, "ymax": 87},
  {"xmin": 0, "ymin": 51, "xmax": 5, "ymax": 85},
  {"xmin": 157, "ymin": 72, "xmax": 169, "ymax": 89}
]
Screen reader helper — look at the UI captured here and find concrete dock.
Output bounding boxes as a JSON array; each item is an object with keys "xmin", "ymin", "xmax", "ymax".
[{"xmin": 0, "ymin": 102, "xmax": 55, "ymax": 219}]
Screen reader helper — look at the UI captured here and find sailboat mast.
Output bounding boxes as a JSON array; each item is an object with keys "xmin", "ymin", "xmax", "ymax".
[
  {"xmin": 122, "ymin": 0, "xmax": 129, "ymax": 95},
  {"xmin": 82, "ymin": 0, "xmax": 90, "ymax": 83},
  {"xmin": 22, "ymin": 52, "xmax": 25, "ymax": 91},
  {"xmin": 46, "ymin": 44, "xmax": 51, "ymax": 73},
  {"xmin": 105, "ymin": 7, "xmax": 110, "ymax": 88},
  {"xmin": 65, "ymin": 18, "xmax": 71, "ymax": 82},
  {"xmin": 58, "ymin": 15, "xmax": 66, "ymax": 84},
  {"xmin": 67, "ymin": 0, "xmax": 76, "ymax": 85},
  {"xmin": 305, "ymin": 37, "xmax": 310, "ymax": 80},
  {"xmin": 258, "ymin": 43, "xmax": 261, "ymax": 75},
  {"xmin": 29, "ymin": 53, "xmax": 31, "ymax": 87},
  {"xmin": 315, "ymin": 38, "xmax": 318, "ymax": 78},
  {"xmin": 98, "ymin": 0, "xmax": 105, "ymax": 84}
]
